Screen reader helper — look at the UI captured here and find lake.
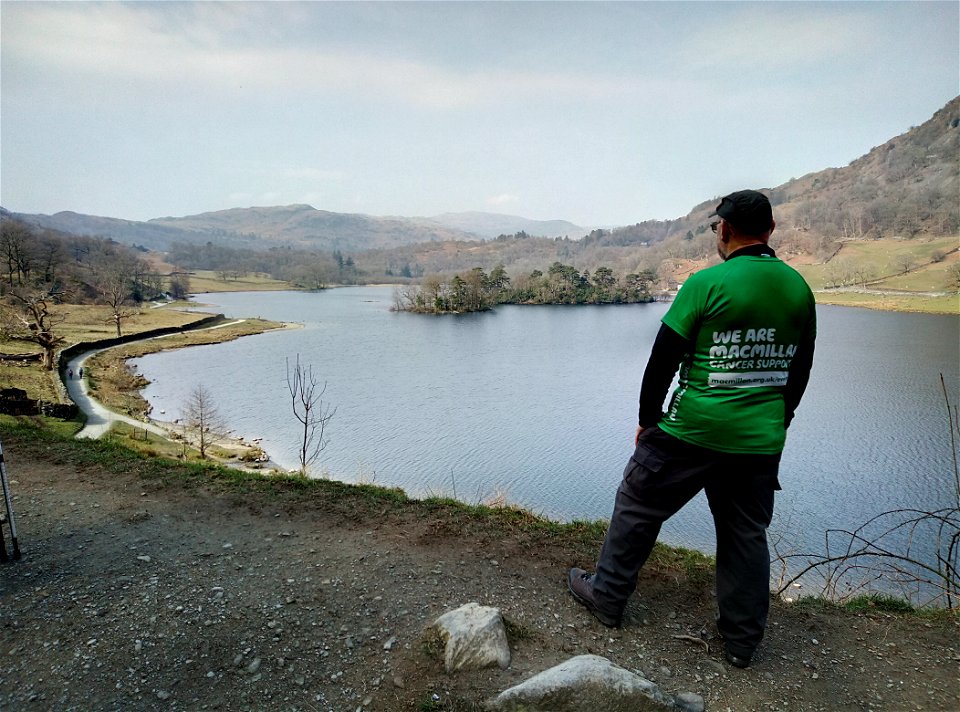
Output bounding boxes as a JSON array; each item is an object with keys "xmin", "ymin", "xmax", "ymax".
[{"xmin": 132, "ymin": 287, "xmax": 959, "ymax": 584}]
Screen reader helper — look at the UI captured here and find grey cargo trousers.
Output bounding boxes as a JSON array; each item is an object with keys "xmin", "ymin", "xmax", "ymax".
[{"xmin": 592, "ymin": 426, "xmax": 780, "ymax": 659}]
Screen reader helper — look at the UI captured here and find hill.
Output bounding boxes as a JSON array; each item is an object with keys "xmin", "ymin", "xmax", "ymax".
[
  {"xmin": 3, "ymin": 205, "xmax": 585, "ymax": 254},
  {"xmin": 417, "ymin": 211, "xmax": 587, "ymax": 239}
]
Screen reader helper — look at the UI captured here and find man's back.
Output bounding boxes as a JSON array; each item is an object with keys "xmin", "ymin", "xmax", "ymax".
[{"xmin": 659, "ymin": 251, "xmax": 816, "ymax": 454}]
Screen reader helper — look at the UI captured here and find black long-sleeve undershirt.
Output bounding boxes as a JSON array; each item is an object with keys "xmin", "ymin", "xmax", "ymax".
[{"xmin": 637, "ymin": 323, "xmax": 689, "ymax": 428}]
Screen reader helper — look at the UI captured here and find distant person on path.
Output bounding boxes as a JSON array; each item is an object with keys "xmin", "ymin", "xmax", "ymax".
[
  {"xmin": 68, "ymin": 369, "xmax": 73, "ymax": 379},
  {"xmin": 78, "ymin": 367, "xmax": 83, "ymax": 379},
  {"xmin": 568, "ymin": 190, "xmax": 817, "ymax": 669}
]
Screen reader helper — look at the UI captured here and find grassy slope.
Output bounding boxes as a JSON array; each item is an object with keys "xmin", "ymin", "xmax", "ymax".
[{"xmin": 785, "ymin": 236, "xmax": 959, "ymax": 314}]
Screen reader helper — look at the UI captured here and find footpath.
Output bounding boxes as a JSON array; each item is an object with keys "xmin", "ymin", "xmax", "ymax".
[{"xmin": 0, "ymin": 429, "xmax": 957, "ymax": 711}]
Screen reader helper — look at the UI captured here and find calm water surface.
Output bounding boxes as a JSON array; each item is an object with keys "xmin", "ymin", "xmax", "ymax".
[{"xmin": 132, "ymin": 287, "xmax": 959, "ymax": 560}]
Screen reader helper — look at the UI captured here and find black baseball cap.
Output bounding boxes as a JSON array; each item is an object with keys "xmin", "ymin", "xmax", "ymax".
[{"xmin": 710, "ymin": 190, "xmax": 773, "ymax": 236}]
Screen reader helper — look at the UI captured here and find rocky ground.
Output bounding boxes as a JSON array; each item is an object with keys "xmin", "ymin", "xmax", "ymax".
[{"xmin": 0, "ymin": 428, "xmax": 957, "ymax": 712}]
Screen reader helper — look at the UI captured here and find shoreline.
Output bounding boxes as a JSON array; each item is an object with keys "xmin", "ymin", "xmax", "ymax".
[{"xmin": 71, "ymin": 312, "xmax": 301, "ymax": 473}]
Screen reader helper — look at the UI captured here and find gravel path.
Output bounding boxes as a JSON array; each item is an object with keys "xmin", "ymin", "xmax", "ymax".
[{"xmin": 1, "ymin": 431, "xmax": 957, "ymax": 712}]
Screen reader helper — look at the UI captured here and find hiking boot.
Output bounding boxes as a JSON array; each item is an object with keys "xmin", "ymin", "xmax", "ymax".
[
  {"xmin": 724, "ymin": 649, "xmax": 752, "ymax": 669},
  {"xmin": 567, "ymin": 568, "xmax": 622, "ymax": 628}
]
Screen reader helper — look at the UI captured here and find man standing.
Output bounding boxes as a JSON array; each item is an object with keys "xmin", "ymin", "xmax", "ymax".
[{"xmin": 568, "ymin": 190, "xmax": 816, "ymax": 669}]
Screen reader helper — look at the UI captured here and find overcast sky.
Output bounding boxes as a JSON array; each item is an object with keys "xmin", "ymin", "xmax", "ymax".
[{"xmin": 1, "ymin": 1, "xmax": 957, "ymax": 227}]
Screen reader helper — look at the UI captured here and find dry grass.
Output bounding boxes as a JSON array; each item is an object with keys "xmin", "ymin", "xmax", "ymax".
[
  {"xmin": 54, "ymin": 303, "xmax": 209, "ymax": 342},
  {"xmin": 0, "ymin": 361, "xmax": 60, "ymax": 401},
  {"xmin": 188, "ymin": 270, "xmax": 293, "ymax": 293},
  {"xmin": 813, "ymin": 290, "xmax": 958, "ymax": 314}
]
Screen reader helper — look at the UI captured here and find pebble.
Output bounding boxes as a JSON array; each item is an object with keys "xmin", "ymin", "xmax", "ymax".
[
  {"xmin": 702, "ymin": 659, "xmax": 725, "ymax": 676},
  {"xmin": 246, "ymin": 658, "xmax": 261, "ymax": 675},
  {"xmin": 156, "ymin": 690, "xmax": 171, "ymax": 700}
]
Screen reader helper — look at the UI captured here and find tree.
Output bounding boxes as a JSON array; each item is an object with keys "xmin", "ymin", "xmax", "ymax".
[
  {"xmin": 947, "ymin": 263, "xmax": 960, "ymax": 293},
  {"xmin": 0, "ymin": 286, "xmax": 66, "ymax": 369},
  {"xmin": 95, "ymin": 256, "xmax": 140, "ymax": 337},
  {"xmin": 0, "ymin": 220, "xmax": 35, "ymax": 287},
  {"xmin": 286, "ymin": 355, "xmax": 336, "ymax": 475},
  {"xmin": 591, "ymin": 266, "xmax": 616, "ymax": 303},
  {"xmin": 184, "ymin": 384, "xmax": 225, "ymax": 459},
  {"xmin": 169, "ymin": 272, "xmax": 191, "ymax": 300}
]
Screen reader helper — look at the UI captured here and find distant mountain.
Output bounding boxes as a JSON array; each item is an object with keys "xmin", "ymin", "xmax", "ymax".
[
  {"xmin": 6, "ymin": 204, "xmax": 481, "ymax": 253},
  {"xmin": 418, "ymin": 212, "xmax": 587, "ymax": 239},
  {"xmin": 3, "ymin": 203, "xmax": 585, "ymax": 253},
  {"xmin": 146, "ymin": 204, "xmax": 477, "ymax": 251}
]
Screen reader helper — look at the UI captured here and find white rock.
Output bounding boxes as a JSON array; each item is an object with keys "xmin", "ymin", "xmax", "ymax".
[
  {"xmin": 430, "ymin": 602, "xmax": 511, "ymax": 673},
  {"xmin": 488, "ymin": 654, "xmax": 682, "ymax": 711}
]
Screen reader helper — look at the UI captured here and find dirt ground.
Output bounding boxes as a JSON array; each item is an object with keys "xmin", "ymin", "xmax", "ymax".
[{"xmin": 0, "ymin": 430, "xmax": 957, "ymax": 712}]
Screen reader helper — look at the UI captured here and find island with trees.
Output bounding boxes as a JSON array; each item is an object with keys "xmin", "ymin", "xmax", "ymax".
[{"xmin": 392, "ymin": 262, "xmax": 657, "ymax": 314}]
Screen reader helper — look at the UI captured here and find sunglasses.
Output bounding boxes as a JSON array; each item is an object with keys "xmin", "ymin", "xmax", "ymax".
[{"xmin": 710, "ymin": 220, "xmax": 720, "ymax": 233}]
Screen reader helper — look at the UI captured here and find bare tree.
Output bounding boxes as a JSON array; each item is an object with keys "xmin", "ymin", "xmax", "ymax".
[
  {"xmin": 184, "ymin": 384, "xmax": 226, "ymax": 460},
  {"xmin": 0, "ymin": 286, "xmax": 66, "ymax": 369},
  {"xmin": 0, "ymin": 220, "xmax": 36, "ymax": 287},
  {"xmin": 169, "ymin": 272, "xmax": 191, "ymax": 300},
  {"xmin": 286, "ymin": 355, "xmax": 336, "ymax": 476},
  {"xmin": 774, "ymin": 374, "xmax": 959, "ymax": 609},
  {"xmin": 94, "ymin": 256, "xmax": 139, "ymax": 337}
]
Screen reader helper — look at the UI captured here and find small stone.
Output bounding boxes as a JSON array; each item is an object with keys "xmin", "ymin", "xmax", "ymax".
[
  {"xmin": 136, "ymin": 555, "xmax": 152, "ymax": 563},
  {"xmin": 233, "ymin": 654, "xmax": 244, "ymax": 667},
  {"xmin": 246, "ymin": 658, "xmax": 261, "ymax": 674},
  {"xmin": 675, "ymin": 691, "xmax": 705, "ymax": 712},
  {"xmin": 383, "ymin": 636, "xmax": 397, "ymax": 650},
  {"xmin": 156, "ymin": 690, "xmax": 171, "ymax": 700},
  {"xmin": 392, "ymin": 676, "xmax": 405, "ymax": 689}
]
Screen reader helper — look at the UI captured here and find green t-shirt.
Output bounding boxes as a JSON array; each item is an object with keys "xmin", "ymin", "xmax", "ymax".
[{"xmin": 659, "ymin": 253, "xmax": 816, "ymax": 454}]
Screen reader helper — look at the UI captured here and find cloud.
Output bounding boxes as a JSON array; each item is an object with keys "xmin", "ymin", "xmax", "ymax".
[
  {"xmin": 2, "ymin": 2, "xmax": 677, "ymax": 110},
  {"xmin": 487, "ymin": 194, "xmax": 519, "ymax": 207},
  {"xmin": 680, "ymin": 7, "xmax": 877, "ymax": 73}
]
